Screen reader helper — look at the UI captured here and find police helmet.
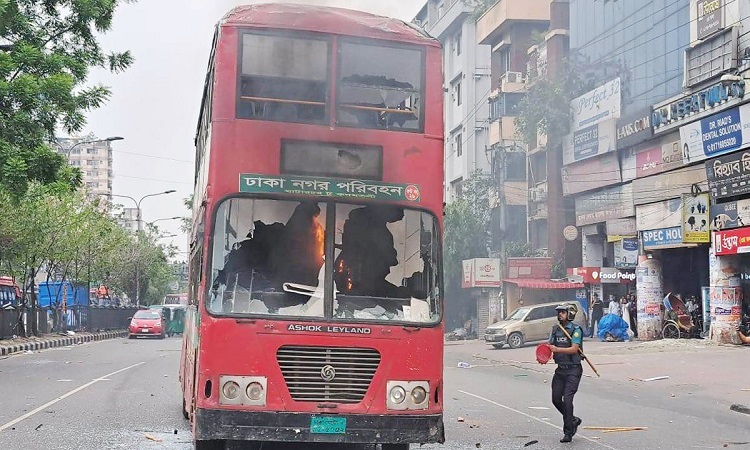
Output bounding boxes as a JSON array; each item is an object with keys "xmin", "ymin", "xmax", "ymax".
[{"xmin": 555, "ymin": 303, "xmax": 578, "ymax": 320}]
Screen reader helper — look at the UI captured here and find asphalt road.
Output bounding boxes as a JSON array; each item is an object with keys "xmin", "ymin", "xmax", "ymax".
[{"xmin": 0, "ymin": 337, "xmax": 748, "ymax": 449}]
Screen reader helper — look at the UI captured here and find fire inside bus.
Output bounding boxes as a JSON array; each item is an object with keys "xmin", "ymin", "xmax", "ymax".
[{"xmin": 180, "ymin": 4, "xmax": 444, "ymax": 449}]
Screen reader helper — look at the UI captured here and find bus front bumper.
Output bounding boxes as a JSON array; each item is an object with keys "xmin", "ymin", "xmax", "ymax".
[{"xmin": 194, "ymin": 408, "xmax": 445, "ymax": 444}]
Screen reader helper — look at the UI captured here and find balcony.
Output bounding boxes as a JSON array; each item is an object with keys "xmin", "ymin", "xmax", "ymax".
[
  {"xmin": 489, "ymin": 116, "xmax": 518, "ymax": 146},
  {"xmin": 477, "ymin": 0, "xmax": 552, "ymax": 45},
  {"xmin": 430, "ymin": 0, "xmax": 471, "ymax": 40}
]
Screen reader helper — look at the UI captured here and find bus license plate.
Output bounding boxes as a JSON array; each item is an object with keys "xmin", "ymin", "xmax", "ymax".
[{"xmin": 310, "ymin": 416, "xmax": 346, "ymax": 434}]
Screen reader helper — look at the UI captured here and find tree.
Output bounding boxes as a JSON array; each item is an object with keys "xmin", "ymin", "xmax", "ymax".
[{"xmin": 0, "ymin": 0, "xmax": 133, "ymax": 198}]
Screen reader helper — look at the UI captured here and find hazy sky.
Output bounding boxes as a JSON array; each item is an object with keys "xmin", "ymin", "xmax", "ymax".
[{"xmin": 84, "ymin": 0, "xmax": 425, "ymax": 258}]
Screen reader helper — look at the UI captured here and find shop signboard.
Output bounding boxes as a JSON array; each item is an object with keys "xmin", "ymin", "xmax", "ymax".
[
  {"xmin": 705, "ymin": 149, "xmax": 750, "ymax": 199},
  {"xmin": 506, "ymin": 257, "xmax": 552, "ymax": 279},
  {"xmin": 635, "ymin": 140, "xmax": 684, "ymax": 179},
  {"xmin": 710, "ymin": 199, "xmax": 750, "ymax": 230},
  {"xmin": 569, "ymin": 267, "xmax": 600, "ymax": 284},
  {"xmin": 682, "ymin": 193, "xmax": 710, "ymax": 243},
  {"xmin": 636, "ymin": 198, "xmax": 682, "ymax": 231},
  {"xmin": 614, "ymin": 238, "xmax": 638, "ymax": 268},
  {"xmin": 680, "ymin": 102, "xmax": 750, "ymax": 165},
  {"xmin": 697, "ymin": 0, "xmax": 723, "ymax": 40},
  {"xmin": 654, "ymin": 79, "xmax": 745, "ymax": 132},
  {"xmin": 616, "ymin": 107, "xmax": 653, "ymax": 149},
  {"xmin": 642, "ymin": 227, "xmax": 683, "ymax": 250},
  {"xmin": 571, "ymin": 78, "xmax": 621, "ymax": 131},
  {"xmin": 462, "ymin": 258, "xmax": 502, "ymax": 288},
  {"xmin": 562, "ymin": 152, "xmax": 621, "ymax": 195},
  {"xmin": 633, "ymin": 165, "xmax": 707, "ymax": 205},
  {"xmin": 607, "ymin": 217, "xmax": 637, "ymax": 242},
  {"xmin": 713, "ymin": 227, "xmax": 750, "ymax": 255},
  {"xmin": 575, "ymin": 183, "xmax": 634, "ymax": 226},
  {"xmin": 563, "ymin": 119, "xmax": 618, "ymax": 166}
]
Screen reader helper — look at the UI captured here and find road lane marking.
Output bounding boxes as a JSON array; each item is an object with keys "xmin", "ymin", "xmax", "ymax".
[
  {"xmin": 0, "ymin": 361, "xmax": 145, "ymax": 433},
  {"xmin": 458, "ymin": 390, "xmax": 619, "ymax": 450}
]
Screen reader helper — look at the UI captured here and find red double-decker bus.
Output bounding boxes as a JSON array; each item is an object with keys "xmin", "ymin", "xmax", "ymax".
[{"xmin": 181, "ymin": 4, "xmax": 444, "ymax": 449}]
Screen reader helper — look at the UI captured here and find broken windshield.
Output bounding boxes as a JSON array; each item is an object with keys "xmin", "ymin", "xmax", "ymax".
[
  {"xmin": 336, "ymin": 40, "xmax": 423, "ymax": 132},
  {"xmin": 209, "ymin": 198, "xmax": 440, "ymax": 324}
]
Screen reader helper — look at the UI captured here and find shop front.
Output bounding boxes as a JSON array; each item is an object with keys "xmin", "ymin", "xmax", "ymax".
[{"xmin": 569, "ymin": 266, "xmax": 636, "ymax": 318}]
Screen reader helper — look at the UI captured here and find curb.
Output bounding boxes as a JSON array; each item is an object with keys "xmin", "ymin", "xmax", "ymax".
[{"xmin": 0, "ymin": 330, "xmax": 128, "ymax": 357}]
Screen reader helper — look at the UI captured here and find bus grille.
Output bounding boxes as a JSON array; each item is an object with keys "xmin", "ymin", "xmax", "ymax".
[{"xmin": 276, "ymin": 345, "xmax": 381, "ymax": 404}]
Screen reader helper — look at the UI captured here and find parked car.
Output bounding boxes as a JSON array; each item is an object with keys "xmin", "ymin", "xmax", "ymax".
[
  {"xmin": 128, "ymin": 309, "xmax": 165, "ymax": 339},
  {"xmin": 485, "ymin": 301, "xmax": 588, "ymax": 349}
]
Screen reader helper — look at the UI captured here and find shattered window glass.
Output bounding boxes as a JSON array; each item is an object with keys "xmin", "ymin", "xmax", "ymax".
[
  {"xmin": 209, "ymin": 198, "xmax": 440, "ymax": 324},
  {"xmin": 238, "ymin": 33, "xmax": 329, "ymax": 124},
  {"xmin": 336, "ymin": 40, "xmax": 423, "ymax": 131},
  {"xmin": 333, "ymin": 205, "xmax": 439, "ymax": 323},
  {"xmin": 210, "ymin": 199, "xmax": 327, "ymax": 318}
]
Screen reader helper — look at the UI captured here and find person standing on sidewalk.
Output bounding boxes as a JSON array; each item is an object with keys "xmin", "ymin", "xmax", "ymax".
[
  {"xmin": 548, "ymin": 303, "xmax": 584, "ymax": 443},
  {"xmin": 608, "ymin": 295, "xmax": 621, "ymax": 317},
  {"xmin": 589, "ymin": 293, "xmax": 603, "ymax": 338}
]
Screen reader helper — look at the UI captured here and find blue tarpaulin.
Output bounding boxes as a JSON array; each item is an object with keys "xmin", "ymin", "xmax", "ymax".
[{"xmin": 597, "ymin": 313, "xmax": 630, "ymax": 342}]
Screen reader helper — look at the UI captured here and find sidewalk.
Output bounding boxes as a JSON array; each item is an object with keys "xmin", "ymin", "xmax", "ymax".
[{"xmin": 0, "ymin": 330, "xmax": 128, "ymax": 357}]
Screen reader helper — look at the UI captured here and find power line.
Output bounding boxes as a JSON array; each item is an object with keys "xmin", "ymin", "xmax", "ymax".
[
  {"xmin": 114, "ymin": 173, "xmax": 193, "ymax": 186},
  {"xmin": 112, "ymin": 149, "xmax": 194, "ymax": 164}
]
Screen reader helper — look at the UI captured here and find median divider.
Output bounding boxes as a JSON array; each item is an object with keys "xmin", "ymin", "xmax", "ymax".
[{"xmin": 0, "ymin": 330, "xmax": 128, "ymax": 357}]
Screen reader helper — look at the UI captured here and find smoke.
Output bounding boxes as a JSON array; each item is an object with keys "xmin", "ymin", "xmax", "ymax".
[{"xmin": 213, "ymin": 0, "xmax": 424, "ymax": 22}]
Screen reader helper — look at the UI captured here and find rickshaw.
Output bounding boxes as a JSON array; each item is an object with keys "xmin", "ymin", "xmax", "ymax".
[{"xmin": 662, "ymin": 292, "xmax": 698, "ymax": 339}]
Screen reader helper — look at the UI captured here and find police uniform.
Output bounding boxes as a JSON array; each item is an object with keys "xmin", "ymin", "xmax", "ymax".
[{"xmin": 549, "ymin": 319, "xmax": 583, "ymax": 441}]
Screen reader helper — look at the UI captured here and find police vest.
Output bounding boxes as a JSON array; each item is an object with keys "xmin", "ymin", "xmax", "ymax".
[{"xmin": 550, "ymin": 324, "xmax": 583, "ymax": 365}]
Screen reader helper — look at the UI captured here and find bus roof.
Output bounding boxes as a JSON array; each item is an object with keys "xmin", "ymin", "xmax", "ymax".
[{"xmin": 220, "ymin": 3, "xmax": 439, "ymax": 47}]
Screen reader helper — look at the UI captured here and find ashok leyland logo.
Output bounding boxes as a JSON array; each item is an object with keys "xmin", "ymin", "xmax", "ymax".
[{"xmin": 320, "ymin": 365, "xmax": 336, "ymax": 382}]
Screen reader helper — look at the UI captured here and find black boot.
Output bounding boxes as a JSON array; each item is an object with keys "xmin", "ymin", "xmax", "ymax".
[
  {"xmin": 573, "ymin": 417, "xmax": 582, "ymax": 436},
  {"xmin": 560, "ymin": 434, "xmax": 573, "ymax": 443}
]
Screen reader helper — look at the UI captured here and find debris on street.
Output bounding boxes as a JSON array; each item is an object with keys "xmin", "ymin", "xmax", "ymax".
[
  {"xmin": 583, "ymin": 426, "xmax": 647, "ymax": 433},
  {"xmin": 144, "ymin": 434, "xmax": 162, "ymax": 442}
]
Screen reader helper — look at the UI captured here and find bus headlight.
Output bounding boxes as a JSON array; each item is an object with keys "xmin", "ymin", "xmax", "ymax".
[
  {"xmin": 222, "ymin": 381, "xmax": 241, "ymax": 400},
  {"xmin": 387, "ymin": 381, "xmax": 430, "ymax": 410},
  {"xmin": 411, "ymin": 386, "xmax": 428, "ymax": 405},
  {"xmin": 246, "ymin": 382, "xmax": 264, "ymax": 401},
  {"xmin": 219, "ymin": 375, "xmax": 267, "ymax": 406},
  {"xmin": 389, "ymin": 386, "xmax": 407, "ymax": 404}
]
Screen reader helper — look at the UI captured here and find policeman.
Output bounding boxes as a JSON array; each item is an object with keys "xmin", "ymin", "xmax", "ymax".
[{"xmin": 548, "ymin": 303, "xmax": 584, "ymax": 443}]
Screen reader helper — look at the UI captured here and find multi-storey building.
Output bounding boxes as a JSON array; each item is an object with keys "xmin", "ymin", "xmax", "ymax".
[
  {"xmin": 55, "ymin": 137, "xmax": 114, "ymax": 198},
  {"xmin": 413, "ymin": 0, "xmax": 492, "ymax": 203}
]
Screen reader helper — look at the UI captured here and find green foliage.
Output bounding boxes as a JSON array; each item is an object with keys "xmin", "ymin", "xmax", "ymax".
[
  {"xmin": 468, "ymin": 0, "xmax": 497, "ymax": 21},
  {"xmin": 505, "ymin": 241, "xmax": 534, "ymax": 258},
  {"xmin": 514, "ymin": 61, "xmax": 588, "ymax": 147},
  {"xmin": 0, "ymin": 0, "xmax": 133, "ymax": 198}
]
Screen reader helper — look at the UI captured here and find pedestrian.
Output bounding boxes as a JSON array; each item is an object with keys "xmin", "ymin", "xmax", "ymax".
[
  {"xmin": 589, "ymin": 293, "xmax": 603, "ymax": 338},
  {"xmin": 629, "ymin": 294, "xmax": 638, "ymax": 338},
  {"xmin": 608, "ymin": 295, "xmax": 621, "ymax": 317},
  {"xmin": 735, "ymin": 324, "xmax": 750, "ymax": 344},
  {"xmin": 548, "ymin": 303, "xmax": 584, "ymax": 443}
]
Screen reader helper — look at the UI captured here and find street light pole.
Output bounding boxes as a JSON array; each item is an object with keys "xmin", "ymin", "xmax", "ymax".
[
  {"xmin": 108, "ymin": 190, "xmax": 177, "ymax": 306},
  {"xmin": 53, "ymin": 136, "xmax": 124, "ymax": 161}
]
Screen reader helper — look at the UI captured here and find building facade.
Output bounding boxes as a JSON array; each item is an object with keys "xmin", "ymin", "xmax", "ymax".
[
  {"xmin": 414, "ymin": 0, "xmax": 492, "ymax": 203},
  {"xmin": 55, "ymin": 137, "xmax": 114, "ymax": 198}
]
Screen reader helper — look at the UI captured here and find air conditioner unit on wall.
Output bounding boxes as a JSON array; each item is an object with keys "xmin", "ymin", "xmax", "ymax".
[{"xmin": 501, "ymin": 71, "xmax": 524, "ymax": 84}]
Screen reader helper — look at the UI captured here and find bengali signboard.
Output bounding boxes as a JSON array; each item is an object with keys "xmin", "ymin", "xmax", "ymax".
[
  {"xmin": 682, "ymin": 193, "xmax": 710, "ymax": 243},
  {"xmin": 713, "ymin": 227, "xmax": 750, "ymax": 255},
  {"xmin": 570, "ymin": 78, "xmax": 622, "ymax": 131},
  {"xmin": 462, "ymin": 258, "xmax": 502, "ymax": 288},
  {"xmin": 606, "ymin": 217, "xmax": 637, "ymax": 242},
  {"xmin": 680, "ymin": 102, "xmax": 750, "ymax": 165},
  {"xmin": 239, "ymin": 174, "xmax": 421, "ymax": 202},
  {"xmin": 697, "ymin": 0, "xmax": 723, "ymax": 40},
  {"xmin": 575, "ymin": 183, "xmax": 634, "ymax": 226},
  {"xmin": 710, "ymin": 199, "xmax": 750, "ymax": 230},
  {"xmin": 563, "ymin": 119, "xmax": 618, "ymax": 166},
  {"xmin": 705, "ymin": 149, "xmax": 750, "ymax": 199},
  {"xmin": 709, "ymin": 286, "xmax": 741, "ymax": 323},
  {"xmin": 561, "ymin": 152, "xmax": 621, "ymax": 196},
  {"xmin": 506, "ymin": 257, "xmax": 552, "ymax": 279}
]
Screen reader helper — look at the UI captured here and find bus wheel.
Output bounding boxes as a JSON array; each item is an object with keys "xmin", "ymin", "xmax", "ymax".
[
  {"xmin": 381, "ymin": 445, "xmax": 409, "ymax": 450},
  {"xmin": 194, "ymin": 440, "xmax": 224, "ymax": 450}
]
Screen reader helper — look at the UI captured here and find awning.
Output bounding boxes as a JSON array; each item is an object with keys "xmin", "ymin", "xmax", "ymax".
[{"xmin": 503, "ymin": 278, "xmax": 585, "ymax": 290}]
